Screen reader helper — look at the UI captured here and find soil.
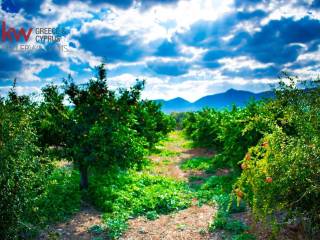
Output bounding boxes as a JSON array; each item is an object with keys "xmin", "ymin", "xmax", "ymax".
[
  {"xmin": 37, "ymin": 204, "xmax": 104, "ymax": 240},
  {"xmin": 120, "ymin": 204, "xmax": 215, "ymax": 240}
]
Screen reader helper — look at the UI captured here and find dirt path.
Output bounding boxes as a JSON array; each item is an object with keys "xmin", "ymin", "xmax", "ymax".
[
  {"xmin": 121, "ymin": 131, "xmax": 217, "ymax": 240},
  {"xmin": 149, "ymin": 131, "xmax": 214, "ymax": 180},
  {"xmin": 38, "ymin": 204, "xmax": 104, "ymax": 240}
]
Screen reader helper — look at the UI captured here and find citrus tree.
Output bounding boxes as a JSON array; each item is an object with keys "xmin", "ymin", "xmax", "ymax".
[{"xmin": 63, "ymin": 64, "xmax": 174, "ymax": 190}]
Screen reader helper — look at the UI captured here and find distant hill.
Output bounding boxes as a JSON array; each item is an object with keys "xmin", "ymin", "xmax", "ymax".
[
  {"xmin": 153, "ymin": 97, "xmax": 196, "ymax": 113},
  {"xmin": 154, "ymin": 89, "xmax": 274, "ymax": 113}
]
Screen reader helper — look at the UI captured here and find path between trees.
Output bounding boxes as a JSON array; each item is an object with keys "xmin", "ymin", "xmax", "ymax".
[
  {"xmin": 40, "ymin": 131, "xmax": 218, "ymax": 240},
  {"xmin": 121, "ymin": 131, "xmax": 216, "ymax": 240}
]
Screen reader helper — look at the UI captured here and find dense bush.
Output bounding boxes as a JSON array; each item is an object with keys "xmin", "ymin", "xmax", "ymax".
[
  {"xmin": 26, "ymin": 168, "xmax": 80, "ymax": 227},
  {"xmin": 0, "ymin": 88, "xmax": 43, "ymax": 239},
  {"xmin": 0, "ymin": 87, "xmax": 81, "ymax": 239},
  {"xmin": 236, "ymin": 130, "xmax": 320, "ymax": 234},
  {"xmin": 184, "ymin": 101, "xmax": 268, "ymax": 168}
]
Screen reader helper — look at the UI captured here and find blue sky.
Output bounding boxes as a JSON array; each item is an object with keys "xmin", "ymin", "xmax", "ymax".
[{"xmin": 0, "ymin": 0, "xmax": 319, "ymax": 101}]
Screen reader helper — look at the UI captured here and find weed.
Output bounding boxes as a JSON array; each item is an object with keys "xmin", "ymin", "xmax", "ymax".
[
  {"xmin": 232, "ymin": 233, "xmax": 256, "ymax": 240},
  {"xmin": 88, "ymin": 225, "xmax": 104, "ymax": 234},
  {"xmin": 89, "ymin": 170, "xmax": 192, "ymax": 238},
  {"xmin": 146, "ymin": 211, "xmax": 159, "ymax": 220},
  {"xmin": 162, "ymin": 159, "xmax": 171, "ymax": 165},
  {"xmin": 180, "ymin": 157, "xmax": 212, "ymax": 171}
]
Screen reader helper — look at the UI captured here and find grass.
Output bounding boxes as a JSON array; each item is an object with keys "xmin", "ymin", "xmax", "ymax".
[
  {"xmin": 158, "ymin": 149, "xmax": 180, "ymax": 157},
  {"xmin": 180, "ymin": 157, "xmax": 213, "ymax": 171},
  {"xmin": 180, "ymin": 154, "xmax": 233, "ymax": 174},
  {"xmin": 162, "ymin": 159, "xmax": 171, "ymax": 165},
  {"xmin": 181, "ymin": 141, "xmax": 193, "ymax": 149},
  {"xmin": 150, "ymin": 144, "xmax": 180, "ymax": 157}
]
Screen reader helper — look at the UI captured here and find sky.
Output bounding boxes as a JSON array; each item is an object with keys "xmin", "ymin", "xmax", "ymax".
[{"xmin": 0, "ymin": 0, "xmax": 319, "ymax": 102}]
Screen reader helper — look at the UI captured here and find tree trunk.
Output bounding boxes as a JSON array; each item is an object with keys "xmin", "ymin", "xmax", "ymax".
[{"xmin": 79, "ymin": 163, "xmax": 89, "ymax": 190}]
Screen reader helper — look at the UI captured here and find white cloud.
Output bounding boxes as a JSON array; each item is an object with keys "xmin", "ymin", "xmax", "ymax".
[
  {"xmin": 75, "ymin": 0, "xmax": 234, "ymax": 44},
  {"xmin": 218, "ymin": 56, "xmax": 273, "ymax": 70},
  {"xmin": 0, "ymin": 86, "xmax": 41, "ymax": 96}
]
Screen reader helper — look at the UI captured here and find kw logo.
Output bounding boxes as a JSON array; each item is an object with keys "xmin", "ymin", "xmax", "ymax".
[{"xmin": 1, "ymin": 21, "xmax": 33, "ymax": 42}]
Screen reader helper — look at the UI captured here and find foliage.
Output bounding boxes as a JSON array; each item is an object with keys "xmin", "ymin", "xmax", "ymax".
[
  {"xmin": 26, "ymin": 168, "xmax": 80, "ymax": 226},
  {"xmin": 63, "ymin": 64, "xmax": 174, "ymax": 189},
  {"xmin": 183, "ymin": 74, "xmax": 320, "ymax": 236},
  {"xmin": 89, "ymin": 170, "xmax": 192, "ymax": 238},
  {"xmin": 232, "ymin": 233, "xmax": 256, "ymax": 240},
  {"xmin": 0, "ymin": 87, "xmax": 43, "ymax": 239},
  {"xmin": 35, "ymin": 84, "xmax": 70, "ymax": 150},
  {"xmin": 183, "ymin": 102, "xmax": 268, "ymax": 168},
  {"xmin": 146, "ymin": 210, "xmax": 159, "ymax": 220},
  {"xmin": 170, "ymin": 112, "xmax": 186, "ymax": 130},
  {"xmin": 88, "ymin": 225, "xmax": 104, "ymax": 234},
  {"xmin": 210, "ymin": 211, "xmax": 249, "ymax": 234},
  {"xmin": 0, "ymin": 64, "xmax": 175, "ymax": 239},
  {"xmin": 234, "ymin": 76, "xmax": 320, "ymax": 236},
  {"xmin": 180, "ymin": 157, "xmax": 213, "ymax": 171},
  {"xmin": 2, "ymin": 67, "xmax": 320, "ymax": 240}
]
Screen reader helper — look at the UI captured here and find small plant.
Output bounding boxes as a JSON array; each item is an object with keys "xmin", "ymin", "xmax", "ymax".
[
  {"xmin": 210, "ymin": 212, "xmax": 249, "ymax": 234},
  {"xmin": 146, "ymin": 211, "xmax": 159, "ymax": 220},
  {"xmin": 176, "ymin": 224, "xmax": 187, "ymax": 231},
  {"xmin": 180, "ymin": 157, "xmax": 213, "ymax": 171},
  {"xmin": 162, "ymin": 159, "xmax": 171, "ymax": 165},
  {"xmin": 159, "ymin": 149, "xmax": 180, "ymax": 157},
  {"xmin": 199, "ymin": 228, "xmax": 207, "ymax": 235},
  {"xmin": 91, "ymin": 237, "xmax": 105, "ymax": 240},
  {"xmin": 232, "ymin": 233, "xmax": 256, "ymax": 240},
  {"xmin": 88, "ymin": 225, "xmax": 104, "ymax": 234},
  {"xmin": 104, "ymin": 213, "xmax": 128, "ymax": 239}
]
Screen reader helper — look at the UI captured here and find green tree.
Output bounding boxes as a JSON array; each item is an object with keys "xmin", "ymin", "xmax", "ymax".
[{"xmin": 63, "ymin": 64, "xmax": 172, "ymax": 190}]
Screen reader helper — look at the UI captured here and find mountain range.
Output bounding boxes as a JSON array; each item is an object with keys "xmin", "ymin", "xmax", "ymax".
[{"xmin": 154, "ymin": 89, "xmax": 274, "ymax": 113}]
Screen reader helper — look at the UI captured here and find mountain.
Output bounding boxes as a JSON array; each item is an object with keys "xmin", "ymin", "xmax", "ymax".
[
  {"xmin": 154, "ymin": 97, "xmax": 194, "ymax": 113},
  {"xmin": 154, "ymin": 89, "xmax": 274, "ymax": 113}
]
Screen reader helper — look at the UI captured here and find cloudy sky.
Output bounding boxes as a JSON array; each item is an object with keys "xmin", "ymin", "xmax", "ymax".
[{"xmin": 0, "ymin": 0, "xmax": 319, "ymax": 102}]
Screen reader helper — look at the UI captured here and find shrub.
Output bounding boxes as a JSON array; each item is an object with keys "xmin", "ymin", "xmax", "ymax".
[
  {"xmin": 27, "ymin": 168, "xmax": 81, "ymax": 226},
  {"xmin": 0, "ymin": 89, "xmax": 43, "ymax": 239},
  {"xmin": 170, "ymin": 112, "xmax": 186, "ymax": 130},
  {"xmin": 183, "ymin": 102, "xmax": 269, "ymax": 168},
  {"xmin": 185, "ymin": 75, "xmax": 320, "ymax": 236},
  {"xmin": 235, "ymin": 129, "xmax": 320, "ymax": 235},
  {"xmin": 235, "ymin": 76, "xmax": 320, "ymax": 236}
]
